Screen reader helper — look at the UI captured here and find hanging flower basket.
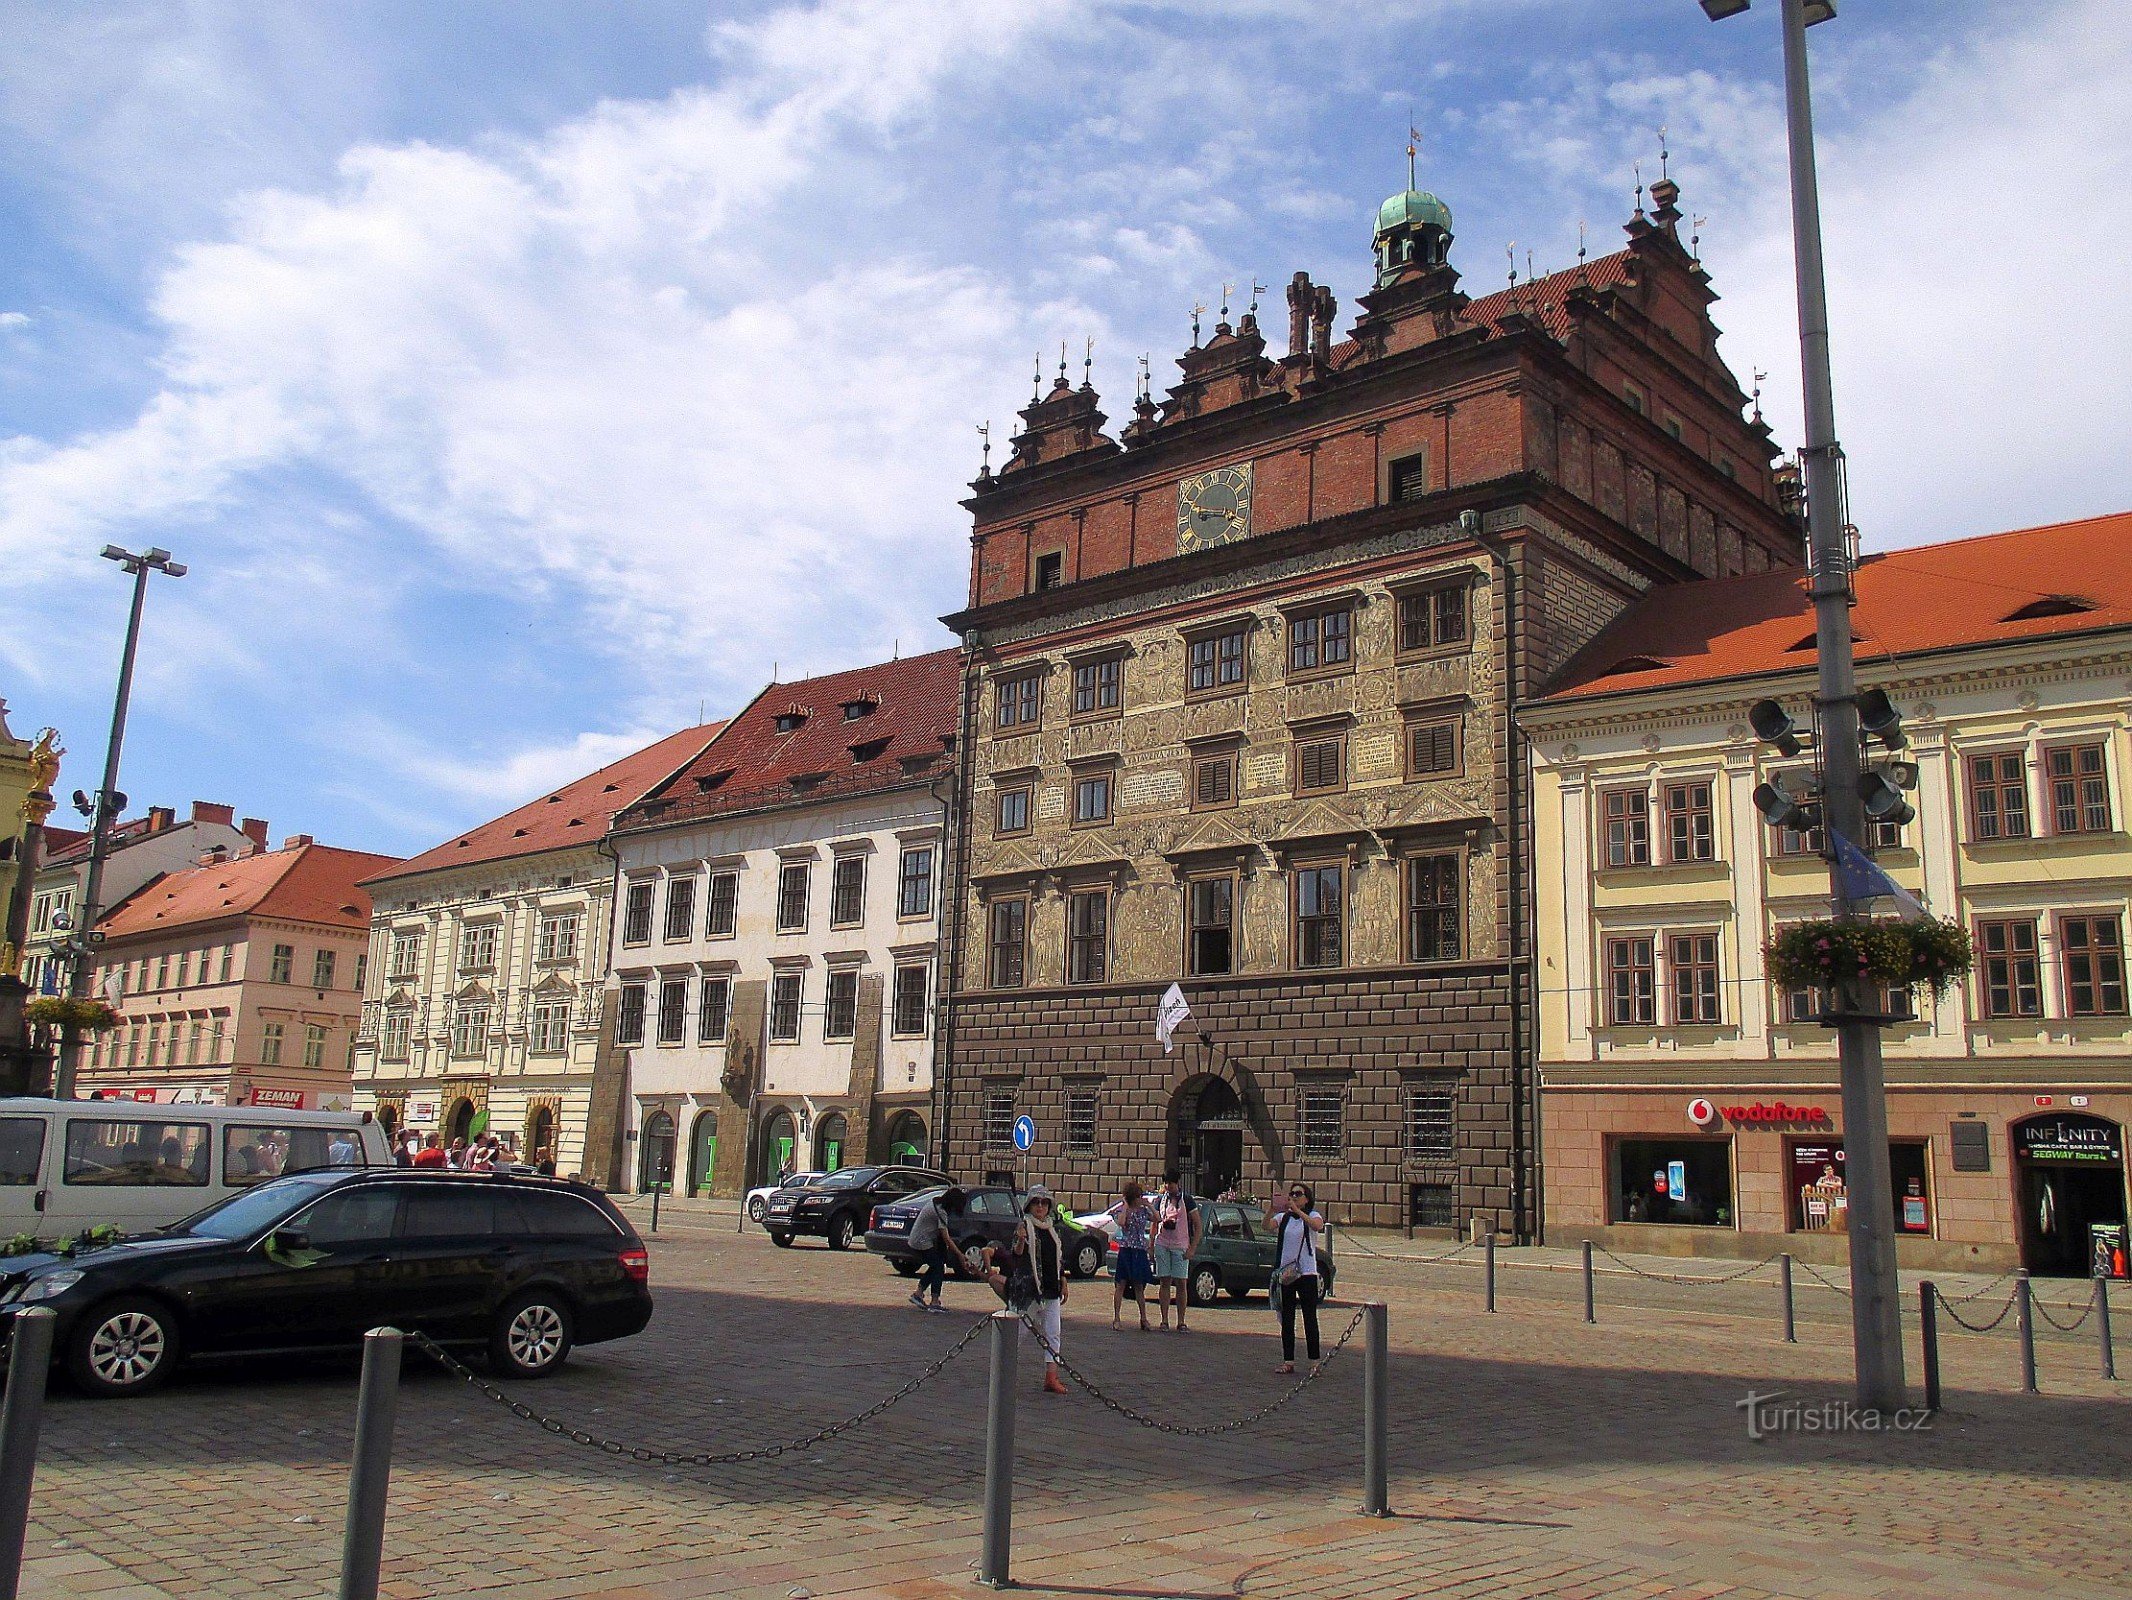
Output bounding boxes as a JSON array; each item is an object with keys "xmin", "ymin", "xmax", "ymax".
[
  {"xmin": 1766, "ymin": 918, "xmax": 1973, "ymax": 996},
  {"xmin": 23, "ymin": 996, "xmax": 123, "ymax": 1032}
]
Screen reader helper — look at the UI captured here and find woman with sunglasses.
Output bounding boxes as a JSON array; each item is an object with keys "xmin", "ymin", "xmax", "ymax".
[{"xmin": 1264, "ymin": 1181, "xmax": 1325, "ymax": 1374}]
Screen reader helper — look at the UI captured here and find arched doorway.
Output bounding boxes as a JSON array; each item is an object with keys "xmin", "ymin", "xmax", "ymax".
[
  {"xmin": 640, "ymin": 1109, "xmax": 676, "ymax": 1193},
  {"xmin": 447, "ymin": 1098, "xmax": 477, "ymax": 1147},
  {"xmin": 758, "ymin": 1107, "xmax": 798, "ymax": 1186},
  {"xmin": 2013, "ymin": 1113, "xmax": 2127, "ymax": 1276},
  {"xmin": 525, "ymin": 1105, "xmax": 556, "ymax": 1167},
  {"xmin": 689, "ymin": 1109, "xmax": 719, "ymax": 1197},
  {"xmin": 378, "ymin": 1104, "xmax": 399, "ymax": 1141},
  {"xmin": 885, "ymin": 1110, "xmax": 928, "ymax": 1164},
  {"xmin": 1169, "ymin": 1075, "xmax": 1243, "ymax": 1198},
  {"xmin": 815, "ymin": 1112, "xmax": 848, "ymax": 1173}
]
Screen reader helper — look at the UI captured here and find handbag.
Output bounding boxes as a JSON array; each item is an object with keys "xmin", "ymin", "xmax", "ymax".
[{"xmin": 1275, "ymin": 1215, "xmax": 1304, "ymax": 1287}]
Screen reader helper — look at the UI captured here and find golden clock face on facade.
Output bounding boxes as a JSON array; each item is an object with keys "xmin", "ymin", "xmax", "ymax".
[{"xmin": 1176, "ymin": 462, "xmax": 1253, "ymax": 554}]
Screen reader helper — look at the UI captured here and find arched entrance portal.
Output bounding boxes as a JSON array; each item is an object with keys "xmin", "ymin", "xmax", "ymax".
[
  {"xmin": 378, "ymin": 1104, "xmax": 399, "ymax": 1141},
  {"xmin": 815, "ymin": 1112, "xmax": 848, "ymax": 1173},
  {"xmin": 525, "ymin": 1105, "xmax": 556, "ymax": 1166},
  {"xmin": 1169, "ymin": 1075, "xmax": 1244, "ymax": 1199},
  {"xmin": 640, "ymin": 1109, "xmax": 676, "ymax": 1193},
  {"xmin": 447, "ymin": 1098, "xmax": 477, "ymax": 1147},
  {"xmin": 2013, "ymin": 1113, "xmax": 2127, "ymax": 1276},
  {"xmin": 689, "ymin": 1109, "xmax": 719, "ymax": 1197},
  {"xmin": 758, "ymin": 1107, "xmax": 798, "ymax": 1186},
  {"xmin": 885, "ymin": 1110, "xmax": 928, "ymax": 1164}
]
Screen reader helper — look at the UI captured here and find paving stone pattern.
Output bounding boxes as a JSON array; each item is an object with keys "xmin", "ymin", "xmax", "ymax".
[{"xmin": 14, "ymin": 1214, "xmax": 2130, "ymax": 1600}]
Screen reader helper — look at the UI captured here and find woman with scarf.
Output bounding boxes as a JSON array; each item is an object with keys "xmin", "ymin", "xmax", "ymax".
[{"xmin": 1003, "ymin": 1186, "xmax": 1070, "ymax": 1395}]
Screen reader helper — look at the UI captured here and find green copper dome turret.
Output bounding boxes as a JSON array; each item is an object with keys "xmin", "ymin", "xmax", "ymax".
[{"xmin": 1375, "ymin": 189, "xmax": 1453, "ymax": 239}]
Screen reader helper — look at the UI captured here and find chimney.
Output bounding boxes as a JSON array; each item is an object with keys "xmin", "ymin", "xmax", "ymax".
[
  {"xmin": 282, "ymin": 834, "xmax": 315, "ymax": 851},
  {"xmin": 1286, "ymin": 272, "xmax": 1313, "ymax": 359},
  {"xmin": 1649, "ymin": 177, "xmax": 1682, "ymax": 241},
  {"xmin": 147, "ymin": 806, "xmax": 176, "ymax": 833},
  {"xmin": 240, "ymin": 818, "xmax": 270, "ymax": 853},
  {"xmin": 191, "ymin": 801, "xmax": 235, "ymax": 826}
]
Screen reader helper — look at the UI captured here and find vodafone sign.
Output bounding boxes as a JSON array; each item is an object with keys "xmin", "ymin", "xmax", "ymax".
[{"xmin": 1688, "ymin": 1097, "xmax": 1830, "ymax": 1129}]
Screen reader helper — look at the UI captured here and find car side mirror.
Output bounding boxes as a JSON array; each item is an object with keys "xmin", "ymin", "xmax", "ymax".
[{"xmin": 270, "ymin": 1227, "xmax": 310, "ymax": 1254}]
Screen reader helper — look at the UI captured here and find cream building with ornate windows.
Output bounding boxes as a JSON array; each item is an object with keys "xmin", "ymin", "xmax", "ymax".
[
  {"xmin": 1526, "ymin": 513, "xmax": 2132, "ymax": 1275},
  {"xmin": 604, "ymin": 651, "xmax": 958, "ymax": 1199},
  {"xmin": 350, "ymin": 725, "xmax": 721, "ymax": 1182}
]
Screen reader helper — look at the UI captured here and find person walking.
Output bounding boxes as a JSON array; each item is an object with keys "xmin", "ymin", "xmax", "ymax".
[
  {"xmin": 1150, "ymin": 1171, "xmax": 1201, "ymax": 1333},
  {"xmin": 1265, "ymin": 1181, "xmax": 1325, "ymax": 1374},
  {"xmin": 412, "ymin": 1133, "xmax": 448, "ymax": 1169},
  {"xmin": 1104, "ymin": 1181, "xmax": 1155, "ymax": 1331},
  {"xmin": 1005, "ymin": 1186, "xmax": 1070, "ymax": 1394},
  {"xmin": 905, "ymin": 1186, "xmax": 966, "ymax": 1313}
]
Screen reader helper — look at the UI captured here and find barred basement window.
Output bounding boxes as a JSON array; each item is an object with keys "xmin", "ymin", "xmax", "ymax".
[
  {"xmin": 824, "ymin": 969, "xmax": 859, "ymax": 1040},
  {"xmin": 1406, "ymin": 1077, "xmax": 1457, "ymax": 1161},
  {"xmin": 1408, "ymin": 1183, "xmax": 1456, "ymax": 1230},
  {"xmin": 1065, "ymin": 1086, "xmax": 1099, "ymax": 1154},
  {"xmin": 985, "ymin": 1089, "xmax": 1018, "ymax": 1149},
  {"xmin": 1299, "ymin": 1088, "xmax": 1345, "ymax": 1160}
]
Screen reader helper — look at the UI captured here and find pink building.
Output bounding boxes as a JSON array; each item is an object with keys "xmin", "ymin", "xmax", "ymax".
[{"xmin": 80, "ymin": 836, "xmax": 400, "ymax": 1110}]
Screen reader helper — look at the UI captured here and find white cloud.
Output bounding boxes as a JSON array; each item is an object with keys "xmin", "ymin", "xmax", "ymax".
[{"xmin": 0, "ymin": 311, "xmax": 28, "ymax": 332}]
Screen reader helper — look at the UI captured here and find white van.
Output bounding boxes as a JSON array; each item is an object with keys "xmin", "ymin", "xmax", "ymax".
[{"xmin": 0, "ymin": 1098, "xmax": 393, "ymax": 1239}]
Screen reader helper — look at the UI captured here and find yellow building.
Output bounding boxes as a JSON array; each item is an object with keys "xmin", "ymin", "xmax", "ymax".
[{"xmin": 1524, "ymin": 513, "xmax": 2132, "ymax": 1276}]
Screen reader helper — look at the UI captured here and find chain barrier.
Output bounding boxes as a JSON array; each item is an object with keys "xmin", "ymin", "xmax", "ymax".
[
  {"xmin": 1936, "ymin": 1288, "xmax": 2020, "ymax": 1335},
  {"xmin": 1793, "ymin": 1259, "xmax": 1853, "ymax": 1298},
  {"xmin": 1012, "ymin": 1303, "xmax": 1368, "ymax": 1436},
  {"xmin": 1595, "ymin": 1247, "xmax": 1779, "ymax": 1287},
  {"xmin": 1938, "ymin": 1270, "xmax": 2015, "ymax": 1307},
  {"xmin": 2032, "ymin": 1294, "xmax": 2095, "ymax": 1334},
  {"xmin": 405, "ymin": 1320, "xmax": 988, "ymax": 1465},
  {"xmin": 1331, "ymin": 1232, "xmax": 1476, "ymax": 1266}
]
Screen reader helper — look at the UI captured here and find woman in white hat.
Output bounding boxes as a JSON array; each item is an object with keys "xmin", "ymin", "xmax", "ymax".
[{"xmin": 1005, "ymin": 1185, "xmax": 1070, "ymax": 1395}]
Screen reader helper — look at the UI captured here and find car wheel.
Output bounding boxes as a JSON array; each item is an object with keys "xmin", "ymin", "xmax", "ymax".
[
  {"xmin": 769, "ymin": 1230, "xmax": 795, "ymax": 1248},
  {"xmin": 826, "ymin": 1214, "xmax": 856, "ymax": 1251},
  {"xmin": 490, "ymin": 1291, "xmax": 574, "ymax": 1379},
  {"xmin": 1188, "ymin": 1265, "xmax": 1222, "ymax": 1308},
  {"xmin": 748, "ymin": 1195, "xmax": 768, "ymax": 1222},
  {"xmin": 891, "ymin": 1258, "xmax": 921, "ymax": 1277},
  {"xmin": 1071, "ymin": 1238, "xmax": 1104, "ymax": 1279},
  {"xmin": 68, "ymin": 1297, "xmax": 178, "ymax": 1398}
]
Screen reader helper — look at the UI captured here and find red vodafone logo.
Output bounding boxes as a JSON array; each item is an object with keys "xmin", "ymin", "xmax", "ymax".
[
  {"xmin": 1722, "ymin": 1100, "xmax": 1829, "ymax": 1126},
  {"xmin": 1687, "ymin": 1098, "xmax": 1718, "ymax": 1128}
]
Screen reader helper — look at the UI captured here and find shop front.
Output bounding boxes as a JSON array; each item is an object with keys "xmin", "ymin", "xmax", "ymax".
[{"xmin": 1547, "ymin": 1084, "xmax": 2132, "ymax": 1274}]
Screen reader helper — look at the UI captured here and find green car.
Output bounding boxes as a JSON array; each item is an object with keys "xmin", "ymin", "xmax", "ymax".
[{"xmin": 1184, "ymin": 1199, "xmax": 1337, "ymax": 1307}]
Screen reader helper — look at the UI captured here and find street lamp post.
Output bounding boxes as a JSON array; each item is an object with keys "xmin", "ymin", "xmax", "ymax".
[
  {"xmin": 1699, "ymin": 0, "xmax": 1906, "ymax": 1411},
  {"xmin": 52, "ymin": 545, "xmax": 186, "ymax": 1101}
]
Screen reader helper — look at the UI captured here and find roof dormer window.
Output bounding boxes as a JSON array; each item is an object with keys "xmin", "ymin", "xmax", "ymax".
[
  {"xmin": 774, "ymin": 710, "xmax": 809, "ymax": 734},
  {"xmin": 841, "ymin": 697, "xmax": 878, "ymax": 721},
  {"xmin": 2003, "ymin": 595, "xmax": 2097, "ymax": 622}
]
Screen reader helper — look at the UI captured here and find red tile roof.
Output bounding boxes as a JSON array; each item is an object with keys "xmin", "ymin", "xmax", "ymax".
[
  {"xmin": 1462, "ymin": 250, "xmax": 1637, "ymax": 343},
  {"xmin": 617, "ymin": 649, "xmax": 962, "ymax": 832},
  {"xmin": 45, "ymin": 815, "xmax": 159, "ymax": 866},
  {"xmin": 37, "ymin": 826, "xmax": 86, "ymax": 858},
  {"xmin": 98, "ymin": 843, "xmax": 400, "ymax": 940},
  {"xmin": 368, "ymin": 722, "xmax": 726, "ymax": 884},
  {"xmin": 1540, "ymin": 511, "xmax": 2132, "ymax": 703}
]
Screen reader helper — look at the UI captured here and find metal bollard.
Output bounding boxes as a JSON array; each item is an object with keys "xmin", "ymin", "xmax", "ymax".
[
  {"xmin": 2098, "ymin": 1278, "xmax": 2116, "ymax": 1381},
  {"xmin": 1779, "ymin": 1253, "xmax": 1796, "ymax": 1343},
  {"xmin": 1362, "ymin": 1302, "xmax": 1389, "ymax": 1517},
  {"xmin": 338, "ymin": 1327, "xmax": 404, "ymax": 1600},
  {"xmin": 1581, "ymin": 1240, "xmax": 1596, "ymax": 1324},
  {"xmin": 2016, "ymin": 1270, "xmax": 2037, "ymax": 1394},
  {"xmin": 1919, "ymin": 1283, "xmax": 1940, "ymax": 1414},
  {"xmin": 650, "ymin": 1182, "xmax": 662, "ymax": 1235},
  {"xmin": 0, "ymin": 1309, "xmax": 56, "ymax": 1600},
  {"xmin": 977, "ymin": 1310, "xmax": 1019, "ymax": 1589},
  {"xmin": 1484, "ymin": 1232, "xmax": 1497, "ymax": 1314}
]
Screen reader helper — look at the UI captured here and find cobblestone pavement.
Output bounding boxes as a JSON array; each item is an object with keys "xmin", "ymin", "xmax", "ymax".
[{"xmin": 13, "ymin": 1209, "xmax": 2130, "ymax": 1600}]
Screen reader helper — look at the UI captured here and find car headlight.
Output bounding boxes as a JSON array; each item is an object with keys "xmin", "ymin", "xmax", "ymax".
[{"xmin": 18, "ymin": 1271, "xmax": 82, "ymax": 1303}]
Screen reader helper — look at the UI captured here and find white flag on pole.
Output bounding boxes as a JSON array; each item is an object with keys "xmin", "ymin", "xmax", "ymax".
[
  {"xmin": 100, "ymin": 967, "xmax": 124, "ymax": 1008},
  {"xmin": 1155, "ymin": 983, "xmax": 1191, "ymax": 1054}
]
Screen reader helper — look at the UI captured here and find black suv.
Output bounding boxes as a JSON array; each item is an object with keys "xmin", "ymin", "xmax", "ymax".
[
  {"xmin": 866, "ymin": 1185, "xmax": 1107, "ymax": 1280},
  {"xmin": 763, "ymin": 1164, "xmax": 950, "ymax": 1250},
  {"xmin": 0, "ymin": 1169, "xmax": 652, "ymax": 1397}
]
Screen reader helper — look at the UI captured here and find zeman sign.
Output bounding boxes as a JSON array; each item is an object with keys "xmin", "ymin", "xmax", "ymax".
[{"xmin": 2016, "ymin": 1114, "xmax": 2123, "ymax": 1165}]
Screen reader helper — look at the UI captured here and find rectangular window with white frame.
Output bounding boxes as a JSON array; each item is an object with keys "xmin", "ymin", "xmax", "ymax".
[
  {"xmin": 303, "ymin": 1024, "xmax": 327, "ymax": 1070},
  {"xmin": 698, "ymin": 976, "xmax": 731, "ymax": 1044},
  {"xmin": 312, "ymin": 949, "xmax": 336, "ymax": 990},
  {"xmin": 1668, "ymin": 930, "xmax": 1721, "ymax": 1025},
  {"xmin": 622, "ymin": 881, "xmax": 655, "ymax": 945},
  {"xmin": 2060, "ymin": 914, "xmax": 2127, "ymax": 1016},
  {"xmin": 830, "ymin": 855, "xmax": 867, "ymax": 928},
  {"xmin": 769, "ymin": 971, "xmax": 804, "ymax": 1042},
  {"xmin": 381, "ymin": 1010, "xmax": 413, "ymax": 1061},
  {"xmin": 537, "ymin": 913, "xmax": 581, "ymax": 963},
  {"xmin": 1602, "ymin": 789, "xmax": 1650, "ymax": 867},
  {"xmin": 1664, "ymin": 781, "xmax": 1714, "ymax": 863},
  {"xmin": 529, "ymin": 1001, "xmax": 569, "ymax": 1054},
  {"xmin": 259, "ymin": 1022, "xmax": 282, "ymax": 1066},
  {"xmin": 2045, "ymin": 742, "xmax": 2112, "ymax": 835},
  {"xmin": 460, "ymin": 924, "xmax": 497, "ymax": 971},
  {"xmin": 270, "ymin": 944, "xmax": 294, "ymax": 984},
  {"xmin": 1605, "ymin": 935, "xmax": 1655, "ymax": 1025},
  {"xmin": 891, "ymin": 963, "xmax": 929, "ymax": 1037},
  {"xmin": 897, "ymin": 846, "xmax": 935, "ymax": 919},
  {"xmin": 389, "ymin": 930, "xmax": 421, "ymax": 979},
  {"xmin": 450, "ymin": 1004, "xmax": 488, "ymax": 1057}
]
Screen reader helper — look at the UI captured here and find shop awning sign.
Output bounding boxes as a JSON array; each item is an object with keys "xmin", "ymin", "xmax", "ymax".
[{"xmin": 2016, "ymin": 1115, "xmax": 2123, "ymax": 1165}]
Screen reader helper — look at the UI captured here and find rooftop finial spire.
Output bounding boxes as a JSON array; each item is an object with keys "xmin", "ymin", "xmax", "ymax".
[
  {"xmin": 1406, "ymin": 120, "xmax": 1419, "ymax": 192},
  {"xmin": 1057, "ymin": 340, "xmax": 1068, "ymax": 383},
  {"xmin": 1506, "ymin": 241, "xmax": 1518, "ymax": 287},
  {"xmin": 1220, "ymin": 280, "xmax": 1233, "ymax": 321},
  {"xmin": 1751, "ymin": 367, "xmax": 1767, "ymax": 426},
  {"xmin": 1191, "ymin": 299, "xmax": 1205, "ymax": 345},
  {"xmin": 1082, "ymin": 335, "xmax": 1094, "ymax": 387},
  {"xmin": 1031, "ymin": 353, "xmax": 1041, "ymax": 401},
  {"xmin": 1137, "ymin": 353, "xmax": 1150, "ymax": 402},
  {"xmin": 1692, "ymin": 213, "xmax": 1706, "ymax": 261},
  {"xmin": 978, "ymin": 419, "xmax": 991, "ymax": 473},
  {"xmin": 1249, "ymin": 279, "xmax": 1266, "ymax": 316},
  {"xmin": 1658, "ymin": 124, "xmax": 1670, "ymax": 182},
  {"xmin": 1634, "ymin": 161, "xmax": 1646, "ymax": 218},
  {"xmin": 1577, "ymin": 218, "xmax": 1589, "ymax": 274}
]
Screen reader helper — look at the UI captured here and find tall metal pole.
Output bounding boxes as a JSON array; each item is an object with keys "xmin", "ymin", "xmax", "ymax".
[
  {"xmin": 1776, "ymin": 0, "xmax": 1906, "ymax": 1414},
  {"xmin": 54, "ymin": 558, "xmax": 156, "ymax": 1101}
]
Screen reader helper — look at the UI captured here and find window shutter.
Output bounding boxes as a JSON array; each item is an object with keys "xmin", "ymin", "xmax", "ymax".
[
  {"xmin": 1410, "ymin": 721, "xmax": 1455, "ymax": 775},
  {"xmin": 1298, "ymin": 737, "xmax": 1342, "ymax": 793},
  {"xmin": 1195, "ymin": 755, "xmax": 1233, "ymax": 806}
]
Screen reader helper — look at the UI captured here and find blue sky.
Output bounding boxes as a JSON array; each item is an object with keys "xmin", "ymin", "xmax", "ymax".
[{"xmin": 4, "ymin": 0, "xmax": 2128, "ymax": 859}]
